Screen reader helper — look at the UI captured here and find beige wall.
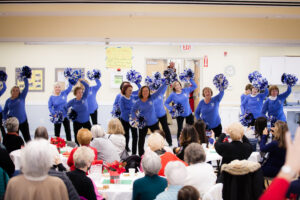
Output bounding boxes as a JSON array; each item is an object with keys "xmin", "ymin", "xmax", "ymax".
[{"xmin": 0, "ymin": 42, "xmax": 299, "ymax": 106}]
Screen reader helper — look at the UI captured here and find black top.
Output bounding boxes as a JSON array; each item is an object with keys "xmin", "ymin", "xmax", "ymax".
[
  {"xmin": 0, "ymin": 147, "xmax": 15, "ymax": 177},
  {"xmin": 3, "ymin": 134, "xmax": 24, "ymax": 154},
  {"xmin": 66, "ymin": 168, "xmax": 97, "ymax": 200},
  {"xmin": 215, "ymin": 133, "xmax": 253, "ymax": 166}
]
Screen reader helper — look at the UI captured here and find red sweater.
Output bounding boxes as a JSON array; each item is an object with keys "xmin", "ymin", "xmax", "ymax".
[
  {"xmin": 259, "ymin": 178, "xmax": 290, "ymax": 200},
  {"xmin": 158, "ymin": 152, "xmax": 188, "ymax": 176},
  {"xmin": 67, "ymin": 146, "xmax": 98, "ymax": 171}
]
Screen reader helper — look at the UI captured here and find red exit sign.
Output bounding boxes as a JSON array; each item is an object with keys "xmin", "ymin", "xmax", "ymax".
[{"xmin": 181, "ymin": 44, "xmax": 192, "ymax": 52}]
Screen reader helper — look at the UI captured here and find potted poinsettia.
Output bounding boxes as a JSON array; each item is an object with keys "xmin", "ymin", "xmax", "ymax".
[
  {"xmin": 50, "ymin": 137, "xmax": 66, "ymax": 153},
  {"xmin": 104, "ymin": 161, "xmax": 126, "ymax": 184}
]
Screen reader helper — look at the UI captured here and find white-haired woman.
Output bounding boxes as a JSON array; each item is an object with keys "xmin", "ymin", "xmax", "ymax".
[
  {"xmin": 155, "ymin": 161, "xmax": 187, "ymax": 200},
  {"xmin": 184, "ymin": 143, "xmax": 216, "ymax": 197},
  {"xmin": 132, "ymin": 150, "xmax": 168, "ymax": 200},
  {"xmin": 4, "ymin": 139, "xmax": 68, "ymax": 200},
  {"xmin": 48, "ymin": 81, "xmax": 72, "ymax": 141},
  {"xmin": 3, "ymin": 117, "xmax": 24, "ymax": 154},
  {"xmin": 90, "ymin": 124, "xmax": 120, "ymax": 163}
]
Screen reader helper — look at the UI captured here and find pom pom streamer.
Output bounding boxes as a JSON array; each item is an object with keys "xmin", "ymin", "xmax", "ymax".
[
  {"xmin": 129, "ymin": 111, "xmax": 146, "ymax": 129},
  {"xmin": 248, "ymin": 71, "xmax": 262, "ymax": 83},
  {"xmin": 239, "ymin": 112, "xmax": 255, "ymax": 127},
  {"xmin": 50, "ymin": 111, "xmax": 64, "ymax": 124},
  {"xmin": 126, "ymin": 70, "xmax": 142, "ymax": 85},
  {"xmin": 111, "ymin": 104, "xmax": 121, "ymax": 118},
  {"xmin": 0, "ymin": 71, "xmax": 7, "ymax": 82},
  {"xmin": 87, "ymin": 69, "xmax": 101, "ymax": 80},
  {"xmin": 64, "ymin": 68, "xmax": 73, "ymax": 78},
  {"xmin": 281, "ymin": 73, "xmax": 298, "ymax": 87},
  {"xmin": 145, "ymin": 72, "xmax": 163, "ymax": 91},
  {"xmin": 163, "ymin": 68, "xmax": 177, "ymax": 85},
  {"xmin": 213, "ymin": 74, "xmax": 229, "ymax": 91},
  {"xmin": 68, "ymin": 109, "xmax": 77, "ymax": 121},
  {"xmin": 268, "ymin": 115, "xmax": 277, "ymax": 127},
  {"xmin": 252, "ymin": 77, "xmax": 268, "ymax": 91},
  {"xmin": 169, "ymin": 103, "xmax": 184, "ymax": 118},
  {"xmin": 16, "ymin": 66, "xmax": 32, "ymax": 81},
  {"xmin": 67, "ymin": 69, "xmax": 84, "ymax": 86},
  {"xmin": 179, "ymin": 69, "xmax": 194, "ymax": 82}
]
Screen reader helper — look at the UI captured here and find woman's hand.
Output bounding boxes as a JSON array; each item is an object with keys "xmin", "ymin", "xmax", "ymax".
[
  {"xmin": 54, "ymin": 155, "xmax": 62, "ymax": 165},
  {"xmin": 263, "ymin": 128, "xmax": 268, "ymax": 135},
  {"xmin": 284, "ymin": 128, "xmax": 300, "ymax": 176}
]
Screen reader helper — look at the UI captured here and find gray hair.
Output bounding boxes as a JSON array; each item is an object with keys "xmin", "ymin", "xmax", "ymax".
[
  {"xmin": 184, "ymin": 143, "xmax": 206, "ymax": 165},
  {"xmin": 73, "ymin": 146, "xmax": 95, "ymax": 169},
  {"xmin": 91, "ymin": 125, "xmax": 105, "ymax": 138},
  {"xmin": 34, "ymin": 126, "xmax": 49, "ymax": 140},
  {"xmin": 142, "ymin": 150, "xmax": 161, "ymax": 176},
  {"xmin": 165, "ymin": 161, "xmax": 187, "ymax": 185},
  {"xmin": 21, "ymin": 139, "xmax": 54, "ymax": 178},
  {"xmin": 6, "ymin": 117, "xmax": 19, "ymax": 132}
]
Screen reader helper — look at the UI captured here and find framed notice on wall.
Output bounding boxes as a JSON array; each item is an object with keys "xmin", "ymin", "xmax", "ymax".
[
  {"xmin": 105, "ymin": 47, "xmax": 133, "ymax": 69},
  {"xmin": 15, "ymin": 68, "xmax": 45, "ymax": 92},
  {"xmin": 0, "ymin": 67, "xmax": 6, "ymax": 90}
]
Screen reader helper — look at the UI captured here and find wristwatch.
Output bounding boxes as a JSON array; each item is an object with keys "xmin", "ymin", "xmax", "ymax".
[{"xmin": 281, "ymin": 165, "xmax": 297, "ymax": 179}]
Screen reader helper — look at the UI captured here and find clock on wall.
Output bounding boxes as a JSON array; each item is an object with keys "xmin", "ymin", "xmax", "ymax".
[{"xmin": 224, "ymin": 65, "xmax": 235, "ymax": 77}]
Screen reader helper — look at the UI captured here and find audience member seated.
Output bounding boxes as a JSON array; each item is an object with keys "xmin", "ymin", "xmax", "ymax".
[
  {"xmin": 3, "ymin": 117, "xmax": 24, "ymax": 154},
  {"xmin": 146, "ymin": 133, "xmax": 187, "ymax": 176},
  {"xmin": 90, "ymin": 124, "xmax": 120, "ymax": 163},
  {"xmin": 0, "ymin": 167, "xmax": 9, "ymax": 200},
  {"xmin": 174, "ymin": 125, "xmax": 200, "ymax": 160},
  {"xmin": 215, "ymin": 122, "xmax": 252, "ymax": 166},
  {"xmin": 259, "ymin": 127, "xmax": 300, "ymax": 200},
  {"xmin": 244, "ymin": 117, "xmax": 267, "ymax": 151},
  {"xmin": 154, "ymin": 130, "xmax": 172, "ymax": 152},
  {"xmin": 0, "ymin": 146, "xmax": 15, "ymax": 177},
  {"xmin": 67, "ymin": 128, "xmax": 97, "ymax": 171},
  {"xmin": 260, "ymin": 120, "xmax": 287, "ymax": 178},
  {"xmin": 67, "ymin": 146, "xmax": 102, "ymax": 200},
  {"xmin": 177, "ymin": 185, "xmax": 201, "ymax": 200},
  {"xmin": 184, "ymin": 143, "xmax": 217, "ymax": 198},
  {"xmin": 132, "ymin": 150, "xmax": 168, "ymax": 200},
  {"xmin": 155, "ymin": 161, "xmax": 187, "ymax": 200},
  {"xmin": 107, "ymin": 118, "xmax": 126, "ymax": 156},
  {"xmin": 194, "ymin": 119, "xmax": 208, "ymax": 145},
  {"xmin": 4, "ymin": 139, "xmax": 68, "ymax": 200}
]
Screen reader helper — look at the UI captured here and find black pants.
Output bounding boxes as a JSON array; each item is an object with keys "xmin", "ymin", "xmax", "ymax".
[
  {"xmin": 176, "ymin": 113, "xmax": 194, "ymax": 139},
  {"xmin": 212, "ymin": 123, "xmax": 222, "ymax": 138},
  {"xmin": 19, "ymin": 120, "xmax": 31, "ymax": 142},
  {"xmin": 158, "ymin": 114, "xmax": 172, "ymax": 146},
  {"xmin": 54, "ymin": 117, "xmax": 71, "ymax": 141},
  {"xmin": 138, "ymin": 122, "xmax": 160, "ymax": 156},
  {"xmin": 73, "ymin": 121, "xmax": 91, "ymax": 144},
  {"xmin": 120, "ymin": 119, "xmax": 138, "ymax": 155},
  {"xmin": 0, "ymin": 112, "xmax": 6, "ymax": 138},
  {"xmin": 90, "ymin": 109, "xmax": 98, "ymax": 125}
]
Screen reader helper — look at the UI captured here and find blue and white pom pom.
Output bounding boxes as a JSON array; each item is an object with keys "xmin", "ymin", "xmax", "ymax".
[
  {"xmin": 239, "ymin": 112, "xmax": 255, "ymax": 127},
  {"xmin": 248, "ymin": 71, "xmax": 262, "ymax": 83},
  {"xmin": 50, "ymin": 111, "xmax": 64, "ymax": 124},
  {"xmin": 169, "ymin": 103, "xmax": 184, "ymax": 118},
  {"xmin": 16, "ymin": 66, "xmax": 32, "ymax": 81},
  {"xmin": 145, "ymin": 76, "xmax": 153, "ymax": 86},
  {"xmin": 111, "ymin": 104, "xmax": 121, "ymax": 118},
  {"xmin": 64, "ymin": 68, "xmax": 73, "ymax": 78},
  {"xmin": 0, "ymin": 71, "xmax": 7, "ymax": 82},
  {"xmin": 68, "ymin": 109, "xmax": 77, "ymax": 121},
  {"xmin": 68, "ymin": 69, "xmax": 84, "ymax": 85},
  {"xmin": 145, "ymin": 72, "xmax": 164, "ymax": 91},
  {"xmin": 213, "ymin": 74, "xmax": 229, "ymax": 91},
  {"xmin": 87, "ymin": 69, "xmax": 101, "ymax": 80},
  {"xmin": 281, "ymin": 73, "xmax": 298, "ymax": 87},
  {"xmin": 126, "ymin": 70, "xmax": 142, "ymax": 85},
  {"xmin": 129, "ymin": 111, "xmax": 146, "ymax": 129},
  {"xmin": 163, "ymin": 68, "xmax": 177, "ymax": 85},
  {"xmin": 179, "ymin": 69, "xmax": 194, "ymax": 82},
  {"xmin": 268, "ymin": 115, "xmax": 277, "ymax": 127},
  {"xmin": 252, "ymin": 77, "xmax": 268, "ymax": 91},
  {"xmin": 154, "ymin": 72, "xmax": 162, "ymax": 80}
]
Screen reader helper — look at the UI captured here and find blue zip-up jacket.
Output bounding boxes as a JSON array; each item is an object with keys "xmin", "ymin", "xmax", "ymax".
[
  {"xmin": 164, "ymin": 79, "xmax": 197, "ymax": 117},
  {"xmin": 153, "ymin": 86, "xmax": 168, "ymax": 118},
  {"xmin": 66, "ymin": 81, "xmax": 90, "ymax": 123},
  {"xmin": 0, "ymin": 82, "xmax": 7, "ymax": 113},
  {"xmin": 87, "ymin": 79, "xmax": 101, "ymax": 114},
  {"xmin": 3, "ymin": 78, "xmax": 29, "ymax": 123},
  {"xmin": 131, "ymin": 83, "xmax": 168, "ymax": 126},
  {"xmin": 48, "ymin": 82, "xmax": 72, "ymax": 118},
  {"xmin": 195, "ymin": 91, "xmax": 224, "ymax": 129},
  {"xmin": 119, "ymin": 94, "xmax": 139, "ymax": 122},
  {"xmin": 241, "ymin": 89, "xmax": 269, "ymax": 119},
  {"xmin": 262, "ymin": 86, "xmax": 291, "ymax": 122}
]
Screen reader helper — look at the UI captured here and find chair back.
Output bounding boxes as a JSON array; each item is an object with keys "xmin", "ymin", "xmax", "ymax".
[{"xmin": 203, "ymin": 183, "xmax": 223, "ymax": 200}]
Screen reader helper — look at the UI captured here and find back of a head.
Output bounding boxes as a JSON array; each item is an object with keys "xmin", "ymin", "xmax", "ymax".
[
  {"xmin": 164, "ymin": 161, "xmax": 187, "ymax": 185},
  {"xmin": 184, "ymin": 143, "xmax": 206, "ymax": 165},
  {"xmin": 91, "ymin": 125, "xmax": 105, "ymax": 138},
  {"xmin": 6, "ymin": 117, "xmax": 19, "ymax": 133},
  {"xmin": 142, "ymin": 150, "xmax": 162, "ymax": 176},
  {"xmin": 107, "ymin": 118, "xmax": 125, "ymax": 135},
  {"xmin": 147, "ymin": 133, "xmax": 165, "ymax": 152},
  {"xmin": 77, "ymin": 128, "xmax": 92, "ymax": 145},
  {"xmin": 274, "ymin": 120, "xmax": 288, "ymax": 148},
  {"xmin": 21, "ymin": 139, "xmax": 53, "ymax": 178},
  {"xmin": 180, "ymin": 124, "xmax": 200, "ymax": 146},
  {"xmin": 227, "ymin": 122, "xmax": 244, "ymax": 141},
  {"xmin": 254, "ymin": 117, "xmax": 267, "ymax": 137},
  {"xmin": 34, "ymin": 126, "xmax": 49, "ymax": 140},
  {"xmin": 178, "ymin": 185, "xmax": 200, "ymax": 200},
  {"xmin": 194, "ymin": 119, "xmax": 208, "ymax": 144},
  {"xmin": 73, "ymin": 146, "xmax": 95, "ymax": 169}
]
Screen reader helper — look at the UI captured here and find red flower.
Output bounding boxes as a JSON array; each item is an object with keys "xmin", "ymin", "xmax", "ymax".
[
  {"xmin": 104, "ymin": 161, "xmax": 126, "ymax": 174},
  {"xmin": 50, "ymin": 137, "xmax": 66, "ymax": 149}
]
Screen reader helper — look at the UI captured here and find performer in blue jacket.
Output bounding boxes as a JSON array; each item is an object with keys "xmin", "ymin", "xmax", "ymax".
[
  {"xmin": 119, "ymin": 84, "xmax": 139, "ymax": 154},
  {"xmin": 241, "ymin": 87, "xmax": 269, "ymax": 119},
  {"xmin": 66, "ymin": 80, "xmax": 91, "ymax": 144},
  {"xmin": 241, "ymin": 84, "xmax": 253, "ymax": 106},
  {"xmin": 48, "ymin": 80, "xmax": 72, "ymax": 141},
  {"xmin": 164, "ymin": 79, "xmax": 197, "ymax": 140},
  {"xmin": 3, "ymin": 78, "xmax": 31, "ymax": 142},
  {"xmin": 131, "ymin": 82, "xmax": 167, "ymax": 156},
  {"xmin": 87, "ymin": 79, "xmax": 101, "ymax": 125},
  {"xmin": 195, "ymin": 87, "xmax": 224, "ymax": 137},
  {"xmin": 0, "ymin": 81, "xmax": 7, "ymax": 137},
  {"xmin": 262, "ymin": 85, "xmax": 291, "ymax": 122}
]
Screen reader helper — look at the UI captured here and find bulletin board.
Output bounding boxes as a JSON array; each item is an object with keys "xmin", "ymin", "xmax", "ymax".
[
  {"xmin": 0, "ymin": 67, "xmax": 6, "ymax": 90},
  {"xmin": 15, "ymin": 68, "xmax": 45, "ymax": 92},
  {"xmin": 105, "ymin": 47, "xmax": 133, "ymax": 69}
]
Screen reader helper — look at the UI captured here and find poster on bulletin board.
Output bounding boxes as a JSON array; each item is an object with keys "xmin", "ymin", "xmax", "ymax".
[
  {"xmin": 106, "ymin": 47, "xmax": 133, "ymax": 69},
  {"xmin": 0, "ymin": 67, "xmax": 6, "ymax": 90},
  {"xmin": 15, "ymin": 68, "xmax": 45, "ymax": 92}
]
